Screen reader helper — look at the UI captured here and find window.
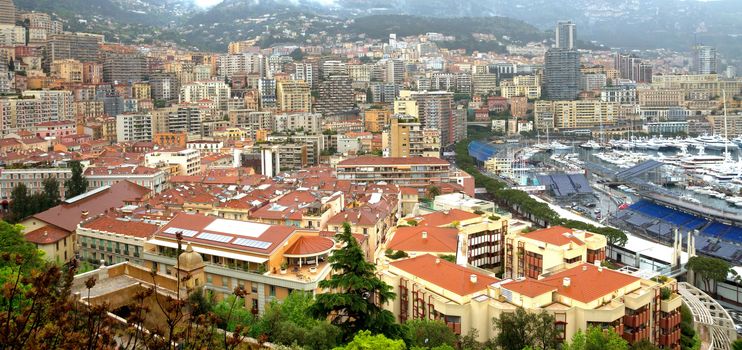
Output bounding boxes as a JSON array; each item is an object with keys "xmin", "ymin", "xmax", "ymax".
[
  {"xmin": 269, "ymin": 286, "xmax": 276, "ymax": 297},
  {"xmin": 206, "ymin": 274, "xmax": 213, "ymax": 284},
  {"xmin": 251, "ymin": 283, "xmax": 258, "ymax": 294}
]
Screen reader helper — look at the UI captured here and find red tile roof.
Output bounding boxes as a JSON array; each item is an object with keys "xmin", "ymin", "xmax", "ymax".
[
  {"xmin": 391, "ymin": 254, "xmax": 499, "ymax": 296},
  {"xmin": 284, "ymin": 236, "xmax": 334, "ymax": 256},
  {"xmin": 32, "ymin": 181, "xmax": 151, "ymax": 232},
  {"xmin": 537, "ymin": 263, "xmax": 639, "ymax": 303},
  {"xmin": 81, "ymin": 215, "xmax": 159, "ymax": 238},
  {"xmin": 337, "ymin": 156, "xmax": 450, "ymax": 167},
  {"xmin": 25, "ymin": 225, "xmax": 70, "ymax": 244},
  {"xmin": 416, "ymin": 209, "xmax": 481, "ymax": 227},
  {"xmin": 521, "ymin": 226, "xmax": 584, "ymax": 246},
  {"xmin": 387, "ymin": 226, "xmax": 458, "ymax": 253},
  {"xmin": 501, "ymin": 279, "xmax": 557, "ymax": 298}
]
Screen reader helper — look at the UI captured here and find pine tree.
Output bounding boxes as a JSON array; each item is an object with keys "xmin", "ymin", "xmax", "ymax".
[
  {"xmin": 42, "ymin": 177, "xmax": 61, "ymax": 208},
  {"xmin": 64, "ymin": 161, "xmax": 89, "ymax": 199},
  {"xmin": 310, "ymin": 222, "xmax": 402, "ymax": 341},
  {"xmin": 8, "ymin": 184, "xmax": 29, "ymax": 223}
]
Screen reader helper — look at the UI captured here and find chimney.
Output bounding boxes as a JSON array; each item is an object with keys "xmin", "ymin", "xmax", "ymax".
[
  {"xmin": 422, "ymin": 231, "xmax": 428, "ymax": 239},
  {"xmin": 582, "ymin": 265, "xmax": 587, "ymax": 271},
  {"xmin": 81, "ymin": 210, "xmax": 89, "ymax": 218},
  {"xmin": 470, "ymin": 274, "xmax": 478, "ymax": 284},
  {"xmin": 435, "ymin": 258, "xmax": 440, "ymax": 264},
  {"xmin": 598, "ymin": 265, "xmax": 603, "ymax": 272},
  {"xmin": 562, "ymin": 277, "xmax": 571, "ymax": 287}
]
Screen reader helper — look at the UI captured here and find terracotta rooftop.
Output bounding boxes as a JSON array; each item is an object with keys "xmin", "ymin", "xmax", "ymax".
[
  {"xmin": 337, "ymin": 156, "xmax": 450, "ymax": 167},
  {"xmin": 387, "ymin": 226, "xmax": 458, "ymax": 253},
  {"xmin": 391, "ymin": 254, "xmax": 499, "ymax": 297},
  {"xmin": 538, "ymin": 263, "xmax": 639, "ymax": 303},
  {"xmin": 416, "ymin": 209, "xmax": 481, "ymax": 227},
  {"xmin": 521, "ymin": 226, "xmax": 585, "ymax": 246},
  {"xmin": 81, "ymin": 215, "xmax": 159, "ymax": 238},
  {"xmin": 501, "ymin": 279, "xmax": 558, "ymax": 298},
  {"xmin": 25, "ymin": 225, "xmax": 70, "ymax": 244},
  {"xmin": 284, "ymin": 236, "xmax": 334, "ymax": 256},
  {"xmin": 32, "ymin": 181, "xmax": 151, "ymax": 232}
]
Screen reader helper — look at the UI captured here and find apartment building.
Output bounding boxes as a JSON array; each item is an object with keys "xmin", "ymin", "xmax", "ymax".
[
  {"xmin": 314, "ymin": 75, "xmax": 354, "ymax": 117},
  {"xmin": 77, "ymin": 214, "xmax": 159, "ymax": 266},
  {"xmin": 101, "ymin": 48, "xmax": 147, "ymax": 83},
  {"xmin": 145, "ymin": 148, "xmax": 201, "ymax": 176},
  {"xmin": 638, "ymin": 89, "xmax": 685, "ymax": 108},
  {"xmin": 336, "ymin": 156, "xmax": 457, "ymax": 190},
  {"xmin": 0, "ymin": 168, "xmax": 71, "ymax": 199},
  {"xmin": 381, "ymin": 250, "xmax": 681, "ymax": 349},
  {"xmin": 382, "ymin": 114, "xmax": 441, "ymax": 158},
  {"xmin": 364, "ymin": 106, "xmax": 393, "ymax": 133},
  {"xmin": 142, "ymin": 212, "xmax": 336, "ymax": 312},
  {"xmin": 500, "ymin": 75, "xmax": 541, "ymax": 99},
  {"xmin": 116, "ymin": 113, "xmax": 153, "ymax": 142},
  {"xmin": 502, "ymin": 226, "xmax": 607, "ymax": 279},
  {"xmin": 51, "ymin": 59, "xmax": 84, "ymax": 83},
  {"xmin": 179, "ymin": 81, "xmax": 231, "ymax": 110},
  {"xmin": 535, "ymin": 100, "xmax": 619, "ymax": 131},
  {"xmin": 0, "ymin": 91, "xmax": 75, "ymax": 135},
  {"xmin": 272, "ymin": 112, "xmax": 321, "ymax": 134},
  {"xmin": 85, "ymin": 166, "xmax": 168, "ymax": 193},
  {"xmin": 276, "ymin": 80, "xmax": 311, "ymax": 113}
]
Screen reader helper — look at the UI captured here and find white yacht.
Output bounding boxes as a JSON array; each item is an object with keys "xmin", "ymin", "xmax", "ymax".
[
  {"xmin": 549, "ymin": 141, "xmax": 571, "ymax": 151},
  {"xmin": 678, "ymin": 146, "xmax": 726, "ymax": 170},
  {"xmin": 579, "ymin": 140, "xmax": 602, "ymax": 150}
]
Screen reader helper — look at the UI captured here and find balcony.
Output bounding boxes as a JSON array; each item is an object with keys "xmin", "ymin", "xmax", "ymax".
[
  {"xmin": 659, "ymin": 312, "xmax": 681, "ymax": 330},
  {"xmin": 658, "ymin": 328, "xmax": 681, "ymax": 347},
  {"xmin": 588, "ymin": 300, "xmax": 625, "ymax": 323},
  {"xmin": 269, "ymin": 260, "xmax": 331, "ymax": 283},
  {"xmin": 660, "ymin": 293, "xmax": 682, "ymax": 313},
  {"xmin": 622, "ymin": 327, "xmax": 650, "ymax": 343},
  {"xmin": 623, "ymin": 309, "xmax": 650, "ymax": 328}
]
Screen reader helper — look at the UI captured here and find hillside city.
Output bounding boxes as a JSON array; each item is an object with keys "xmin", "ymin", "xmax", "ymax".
[{"xmin": 1, "ymin": 0, "xmax": 742, "ymax": 349}]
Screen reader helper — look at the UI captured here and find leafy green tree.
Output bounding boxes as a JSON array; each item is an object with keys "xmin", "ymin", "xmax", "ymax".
[
  {"xmin": 686, "ymin": 256, "xmax": 730, "ymax": 291},
  {"xmin": 311, "ymin": 222, "xmax": 402, "ymax": 341},
  {"xmin": 404, "ymin": 319, "xmax": 457, "ymax": 349},
  {"xmin": 289, "ymin": 48, "xmax": 304, "ymax": 61},
  {"xmin": 212, "ymin": 295, "xmax": 255, "ymax": 332},
  {"xmin": 253, "ymin": 291, "xmax": 342, "ymax": 349},
  {"xmin": 187, "ymin": 287, "xmax": 214, "ymax": 317},
  {"xmin": 8, "ymin": 184, "xmax": 29, "ymax": 223},
  {"xmin": 731, "ymin": 339, "xmax": 742, "ymax": 350},
  {"xmin": 42, "ymin": 177, "xmax": 61, "ymax": 208},
  {"xmin": 562, "ymin": 327, "xmax": 628, "ymax": 350},
  {"xmin": 631, "ymin": 339, "xmax": 660, "ymax": 350},
  {"xmin": 333, "ymin": 330, "xmax": 406, "ymax": 350},
  {"xmin": 492, "ymin": 308, "xmax": 559, "ymax": 350},
  {"xmin": 64, "ymin": 161, "xmax": 89, "ymax": 199},
  {"xmin": 0, "ymin": 221, "xmax": 43, "ymax": 273}
]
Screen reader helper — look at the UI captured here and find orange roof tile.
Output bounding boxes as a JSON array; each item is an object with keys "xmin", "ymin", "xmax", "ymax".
[
  {"xmin": 25, "ymin": 225, "xmax": 70, "ymax": 244},
  {"xmin": 284, "ymin": 236, "xmax": 334, "ymax": 256},
  {"xmin": 521, "ymin": 226, "xmax": 584, "ymax": 246},
  {"xmin": 539, "ymin": 263, "xmax": 639, "ymax": 303},
  {"xmin": 81, "ymin": 215, "xmax": 159, "ymax": 238},
  {"xmin": 501, "ymin": 279, "xmax": 557, "ymax": 298},
  {"xmin": 390, "ymin": 254, "xmax": 498, "ymax": 296},
  {"xmin": 416, "ymin": 209, "xmax": 480, "ymax": 227},
  {"xmin": 387, "ymin": 226, "xmax": 458, "ymax": 253}
]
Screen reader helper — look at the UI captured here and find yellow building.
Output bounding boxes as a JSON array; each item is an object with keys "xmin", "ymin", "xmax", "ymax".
[
  {"xmin": 383, "ymin": 114, "xmax": 440, "ymax": 158},
  {"xmin": 380, "ymin": 226, "xmax": 682, "ymax": 349},
  {"xmin": 394, "ymin": 91, "xmax": 420, "ymax": 118},
  {"xmin": 213, "ymin": 127, "xmax": 248, "ymax": 141},
  {"xmin": 132, "ymin": 82, "xmax": 152, "ymax": 100},
  {"xmin": 276, "ymin": 80, "xmax": 311, "ymax": 113},
  {"xmin": 637, "ymin": 89, "xmax": 685, "ymax": 107},
  {"xmin": 503, "ymin": 226, "xmax": 606, "ymax": 279},
  {"xmin": 51, "ymin": 59, "xmax": 83, "ymax": 83},
  {"xmin": 535, "ymin": 100, "xmax": 619, "ymax": 130},
  {"xmin": 365, "ymin": 106, "xmax": 393, "ymax": 133},
  {"xmin": 143, "ymin": 212, "xmax": 335, "ymax": 312},
  {"xmin": 500, "ymin": 75, "xmax": 541, "ymax": 99}
]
